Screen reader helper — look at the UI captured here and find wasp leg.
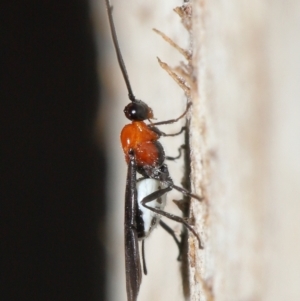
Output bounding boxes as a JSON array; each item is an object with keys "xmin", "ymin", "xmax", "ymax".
[
  {"xmin": 141, "ymin": 187, "xmax": 203, "ymax": 249},
  {"xmin": 172, "ymin": 184, "xmax": 203, "ymax": 202},
  {"xmin": 150, "ymin": 102, "xmax": 192, "ymax": 126},
  {"xmin": 152, "ymin": 126, "xmax": 186, "ymax": 137},
  {"xmin": 166, "ymin": 145, "xmax": 185, "ymax": 161},
  {"xmin": 141, "ymin": 240, "xmax": 148, "ymax": 275},
  {"xmin": 159, "ymin": 220, "xmax": 182, "ymax": 260}
]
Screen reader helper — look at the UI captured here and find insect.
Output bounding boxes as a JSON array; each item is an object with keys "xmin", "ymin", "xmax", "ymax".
[{"xmin": 105, "ymin": 1, "xmax": 203, "ymax": 300}]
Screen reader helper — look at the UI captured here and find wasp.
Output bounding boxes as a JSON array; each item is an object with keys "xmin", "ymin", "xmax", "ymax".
[{"xmin": 105, "ymin": 1, "xmax": 203, "ymax": 300}]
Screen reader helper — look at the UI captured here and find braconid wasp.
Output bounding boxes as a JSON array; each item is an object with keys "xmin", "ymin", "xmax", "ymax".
[{"xmin": 105, "ymin": 1, "xmax": 203, "ymax": 300}]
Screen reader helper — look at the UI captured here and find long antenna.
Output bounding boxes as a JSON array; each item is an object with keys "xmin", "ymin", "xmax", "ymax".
[{"xmin": 105, "ymin": 0, "xmax": 136, "ymax": 102}]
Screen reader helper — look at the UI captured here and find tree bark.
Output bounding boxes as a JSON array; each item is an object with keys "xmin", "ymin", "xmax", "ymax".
[{"xmin": 189, "ymin": 0, "xmax": 300, "ymax": 300}]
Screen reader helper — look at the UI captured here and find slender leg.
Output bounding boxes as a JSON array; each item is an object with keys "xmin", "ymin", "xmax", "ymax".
[
  {"xmin": 172, "ymin": 184, "xmax": 203, "ymax": 202},
  {"xmin": 140, "ymin": 187, "xmax": 203, "ymax": 249},
  {"xmin": 166, "ymin": 145, "xmax": 185, "ymax": 161},
  {"xmin": 141, "ymin": 240, "xmax": 147, "ymax": 275},
  {"xmin": 159, "ymin": 220, "xmax": 182, "ymax": 260},
  {"xmin": 150, "ymin": 102, "xmax": 192, "ymax": 126},
  {"xmin": 152, "ymin": 126, "xmax": 186, "ymax": 137}
]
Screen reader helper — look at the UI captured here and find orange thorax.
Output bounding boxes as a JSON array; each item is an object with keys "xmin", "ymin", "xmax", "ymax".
[{"xmin": 121, "ymin": 121, "xmax": 160, "ymax": 167}]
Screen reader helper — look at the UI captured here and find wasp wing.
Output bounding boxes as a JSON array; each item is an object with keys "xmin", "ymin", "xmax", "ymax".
[{"xmin": 124, "ymin": 150, "xmax": 142, "ymax": 301}]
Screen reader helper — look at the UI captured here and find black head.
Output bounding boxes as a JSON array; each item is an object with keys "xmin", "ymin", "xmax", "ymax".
[{"xmin": 124, "ymin": 100, "xmax": 154, "ymax": 121}]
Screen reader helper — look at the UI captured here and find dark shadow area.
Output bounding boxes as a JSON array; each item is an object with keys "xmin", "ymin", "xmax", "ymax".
[{"xmin": 1, "ymin": 1, "xmax": 106, "ymax": 300}]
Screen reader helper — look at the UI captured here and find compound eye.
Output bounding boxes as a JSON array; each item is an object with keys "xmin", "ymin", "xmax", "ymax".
[{"xmin": 124, "ymin": 101, "xmax": 153, "ymax": 121}]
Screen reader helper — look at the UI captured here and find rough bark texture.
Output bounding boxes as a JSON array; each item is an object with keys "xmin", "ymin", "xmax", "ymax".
[{"xmin": 189, "ymin": 0, "xmax": 300, "ymax": 300}]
